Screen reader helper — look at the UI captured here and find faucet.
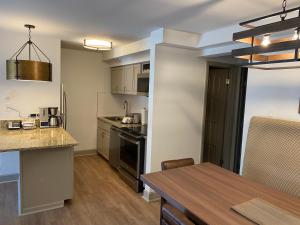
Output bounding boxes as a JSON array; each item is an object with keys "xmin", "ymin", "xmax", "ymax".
[{"xmin": 123, "ymin": 100, "xmax": 129, "ymax": 116}]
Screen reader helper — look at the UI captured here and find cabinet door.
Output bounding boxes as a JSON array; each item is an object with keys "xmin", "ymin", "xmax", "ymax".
[
  {"xmin": 102, "ymin": 132, "xmax": 110, "ymax": 160},
  {"xmin": 111, "ymin": 67, "xmax": 124, "ymax": 94},
  {"xmin": 132, "ymin": 64, "xmax": 141, "ymax": 94},
  {"xmin": 97, "ymin": 128, "xmax": 104, "ymax": 155},
  {"xmin": 124, "ymin": 65, "xmax": 134, "ymax": 94}
]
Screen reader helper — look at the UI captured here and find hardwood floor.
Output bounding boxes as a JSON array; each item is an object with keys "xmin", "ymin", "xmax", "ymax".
[{"xmin": 0, "ymin": 155, "xmax": 160, "ymax": 225}]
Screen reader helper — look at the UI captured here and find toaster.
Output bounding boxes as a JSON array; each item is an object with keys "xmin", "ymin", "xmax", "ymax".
[{"xmin": 7, "ymin": 121, "xmax": 21, "ymax": 130}]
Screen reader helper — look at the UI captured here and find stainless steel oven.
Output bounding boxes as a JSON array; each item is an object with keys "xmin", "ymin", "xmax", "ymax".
[{"xmin": 118, "ymin": 132, "xmax": 145, "ymax": 192}]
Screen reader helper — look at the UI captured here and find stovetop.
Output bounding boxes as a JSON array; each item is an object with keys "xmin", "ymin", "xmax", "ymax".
[{"xmin": 118, "ymin": 125, "xmax": 147, "ymax": 138}]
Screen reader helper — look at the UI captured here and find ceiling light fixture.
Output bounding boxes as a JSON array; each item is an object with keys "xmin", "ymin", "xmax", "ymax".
[
  {"xmin": 232, "ymin": 0, "xmax": 300, "ymax": 69},
  {"xmin": 6, "ymin": 24, "xmax": 52, "ymax": 81},
  {"xmin": 83, "ymin": 39, "xmax": 112, "ymax": 51}
]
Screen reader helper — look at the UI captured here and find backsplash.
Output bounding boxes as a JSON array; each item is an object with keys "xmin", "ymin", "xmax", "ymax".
[{"xmin": 97, "ymin": 93, "xmax": 148, "ymax": 117}]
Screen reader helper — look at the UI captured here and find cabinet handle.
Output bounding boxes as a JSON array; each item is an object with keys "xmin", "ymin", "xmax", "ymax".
[{"xmin": 132, "ymin": 77, "xmax": 134, "ymax": 89}]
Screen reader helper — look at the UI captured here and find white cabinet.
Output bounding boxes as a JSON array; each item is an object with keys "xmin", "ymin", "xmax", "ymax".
[
  {"xmin": 102, "ymin": 131, "xmax": 110, "ymax": 160},
  {"xmin": 124, "ymin": 65, "xmax": 135, "ymax": 94},
  {"xmin": 111, "ymin": 63, "xmax": 142, "ymax": 95},
  {"xmin": 111, "ymin": 67, "xmax": 124, "ymax": 94},
  {"xmin": 97, "ymin": 120, "xmax": 111, "ymax": 160}
]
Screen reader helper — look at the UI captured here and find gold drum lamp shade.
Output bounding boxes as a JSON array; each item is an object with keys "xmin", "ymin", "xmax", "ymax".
[
  {"xmin": 6, "ymin": 60, "xmax": 52, "ymax": 81},
  {"xmin": 6, "ymin": 24, "xmax": 52, "ymax": 82}
]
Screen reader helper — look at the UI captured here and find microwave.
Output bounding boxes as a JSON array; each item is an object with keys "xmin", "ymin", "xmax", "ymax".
[
  {"xmin": 141, "ymin": 62, "xmax": 150, "ymax": 73},
  {"xmin": 137, "ymin": 73, "xmax": 149, "ymax": 96},
  {"xmin": 137, "ymin": 62, "xmax": 150, "ymax": 96}
]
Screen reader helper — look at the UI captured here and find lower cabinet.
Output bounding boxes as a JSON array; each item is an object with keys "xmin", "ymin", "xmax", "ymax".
[{"xmin": 97, "ymin": 120, "xmax": 111, "ymax": 160}]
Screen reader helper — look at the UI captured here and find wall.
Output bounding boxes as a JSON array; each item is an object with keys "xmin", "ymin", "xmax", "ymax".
[
  {"xmin": 0, "ymin": 28, "xmax": 61, "ymax": 176},
  {"xmin": 61, "ymin": 49, "xmax": 148, "ymax": 152},
  {"xmin": 61, "ymin": 49, "xmax": 109, "ymax": 152},
  {"xmin": 146, "ymin": 45, "xmax": 207, "ymax": 173},
  {"xmin": 240, "ymin": 64, "xmax": 300, "ymax": 172},
  {"xmin": 98, "ymin": 94, "xmax": 148, "ymax": 117},
  {"xmin": 99, "ymin": 51, "xmax": 149, "ymax": 117}
]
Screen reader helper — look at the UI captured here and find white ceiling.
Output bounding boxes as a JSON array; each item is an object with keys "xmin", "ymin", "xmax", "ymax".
[{"xmin": 1, "ymin": 0, "xmax": 299, "ymax": 48}]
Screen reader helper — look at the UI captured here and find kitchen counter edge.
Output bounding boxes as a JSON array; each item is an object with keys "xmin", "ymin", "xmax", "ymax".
[{"xmin": 0, "ymin": 128, "xmax": 78, "ymax": 153}]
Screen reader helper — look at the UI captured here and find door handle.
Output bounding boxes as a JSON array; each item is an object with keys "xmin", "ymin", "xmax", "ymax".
[{"xmin": 119, "ymin": 134, "xmax": 140, "ymax": 145}]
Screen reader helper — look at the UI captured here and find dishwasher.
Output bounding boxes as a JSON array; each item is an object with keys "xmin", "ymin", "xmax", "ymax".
[{"xmin": 109, "ymin": 126, "xmax": 121, "ymax": 169}]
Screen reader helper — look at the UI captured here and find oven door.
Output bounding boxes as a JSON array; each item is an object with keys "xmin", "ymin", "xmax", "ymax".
[{"xmin": 119, "ymin": 134, "xmax": 142, "ymax": 178}]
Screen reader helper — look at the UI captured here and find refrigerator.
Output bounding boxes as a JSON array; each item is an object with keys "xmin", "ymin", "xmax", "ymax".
[{"xmin": 60, "ymin": 83, "xmax": 67, "ymax": 129}]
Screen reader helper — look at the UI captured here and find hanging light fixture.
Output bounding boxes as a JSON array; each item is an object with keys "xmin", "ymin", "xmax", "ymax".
[
  {"xmin": 261, "ymin": 34, "xmax": 271, "ymax": 47},
  {"xmin": 6, "ymin": 24, "xmax": 52, "ymax": 81},
  {"xmin": 232, "ymin": 0, "xmax": 300, "ymax": 69},
  {"xmin": 83, "ymin": 39, "xmax": 112, "ymax": 51},
  {"xmin": 292, "ymin": 29, "xmax": 299, "ymax": 40}
]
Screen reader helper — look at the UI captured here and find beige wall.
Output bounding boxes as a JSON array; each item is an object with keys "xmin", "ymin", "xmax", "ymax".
[
  {"xmin": 0, "ymin": 28, "xmax": 61, "ymax": 119},
  {"xmin": 61, "ymin": 49, "xmax": 148, "ymax": 152},
  {"xmin": 146, "ymin": 45, "xmax": 207, "ymax": 173},
  {"xmin": 61, "ymin": 48, "xmax": 110, "ymax": 152}
]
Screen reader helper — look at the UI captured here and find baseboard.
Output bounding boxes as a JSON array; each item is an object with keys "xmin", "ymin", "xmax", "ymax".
[
  {"xmin": 19, "ymin": 200, "xmax": 64, "ymax": 216},
  {"xmin": 74, "ymin": 149, "xmax": 97, "ymax": 157},
  {"xmin": 142, "ymin": 188, "xmax": 160, "ymax": 202},
  {"xmin": 0, "ymin": 173, "xmax": 19, "ymax": 183}
]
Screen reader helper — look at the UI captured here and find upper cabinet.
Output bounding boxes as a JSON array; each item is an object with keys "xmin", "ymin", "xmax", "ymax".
[
  {"xmin": 124, "ymin": 65, "xmax": 135, "ymax": 95},
  {"xmin": 111, "ymin": 62, "xmax": 147, "ymax": 96},
  {"xmin": 111, "ymin": 67, "xmax": 124, "ymax": 94}
]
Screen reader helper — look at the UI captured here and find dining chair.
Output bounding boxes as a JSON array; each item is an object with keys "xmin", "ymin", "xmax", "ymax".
[
  {"xmin": 243, "ymin": 116, "xmax": 300, "ymax": 197},
  {"xmin": 161, "ymin": 203, "xmax": 195, "ymax": 225},
  {"xmin": 161, "ymin": 158, "xmax": 195, "ymax": 171},
  {"xmin": 160, "ymin": 158, "xmax": 195, "ymax": 225}
]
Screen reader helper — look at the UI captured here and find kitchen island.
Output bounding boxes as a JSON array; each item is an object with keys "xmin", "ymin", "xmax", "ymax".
[{"xmin": 0, "ymin": 127, "xmax": 78, "ymax": 215}]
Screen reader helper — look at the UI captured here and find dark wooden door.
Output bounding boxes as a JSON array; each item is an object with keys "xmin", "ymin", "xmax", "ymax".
[{"xmin": 203, "ymin": 68, "xmax": 230, "ymax": 167}]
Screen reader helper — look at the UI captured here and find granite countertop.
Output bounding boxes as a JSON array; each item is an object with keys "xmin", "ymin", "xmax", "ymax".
[
  {"xmin": 98, "ymin": 117, "xmax": 142, "ymax": 129},
  {"xmin": 0, "ymin": 128, "xmax": 78, "ymax": 152}
]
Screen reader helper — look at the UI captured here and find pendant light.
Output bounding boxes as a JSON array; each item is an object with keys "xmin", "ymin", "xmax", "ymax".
[
  {"xmin": 6, "ymin": 24, "xmax": 52, "ymax": 82},
  {"xmin": 232, "ymin": 0, "xmax": 300, "ymax": 69}
]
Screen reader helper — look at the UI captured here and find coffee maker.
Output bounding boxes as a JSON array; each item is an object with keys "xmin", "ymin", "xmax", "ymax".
[
  {"xmin": 49, "ymin": 107, "xmax": 61, "ymax": 127},
  {"xmin": 39, "ymin": 107, "xmax": 61, "ymax": 128}
]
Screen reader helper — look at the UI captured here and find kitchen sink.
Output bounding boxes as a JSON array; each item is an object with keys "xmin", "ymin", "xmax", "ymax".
[{"xmin": 104, "ymin": 116, "xmax": 123, "ymax": 122}]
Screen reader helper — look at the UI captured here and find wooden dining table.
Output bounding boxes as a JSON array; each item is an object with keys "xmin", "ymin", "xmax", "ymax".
[{"xmin": 141, "ymin": 162, "xmax": 300, "ymax": 225}]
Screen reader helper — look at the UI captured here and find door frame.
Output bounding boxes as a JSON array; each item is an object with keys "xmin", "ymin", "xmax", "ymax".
[{"xmin": 201, "ymin": 62, "xmax": 248, "ymax": 173}]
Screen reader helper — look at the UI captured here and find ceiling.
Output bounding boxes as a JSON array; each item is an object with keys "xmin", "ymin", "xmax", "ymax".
[{"xmin": 1, "ymin": 0, "xmax": 299, "ymax": 49}]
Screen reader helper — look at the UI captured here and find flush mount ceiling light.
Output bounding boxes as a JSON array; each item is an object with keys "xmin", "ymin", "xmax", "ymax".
[
  {"xmin": 83, "ymin": 39, "xmax": 112, "ymax": 51},
  {"xmin": 6, "ymin": 24, "xmax": 52, "ymax": 81},
  {"xmin": 232, "ymin": 0, "xmax": 300, "ymax": 69}
]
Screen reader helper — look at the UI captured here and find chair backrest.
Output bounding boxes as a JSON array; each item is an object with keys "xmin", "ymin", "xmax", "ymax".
[
  {"xmin": 243, "ymin": 117, "xmax": 300, "ymax": 197},
  {"xmin": 161, "ymin": 158, "xmax": 194, "ymax": 171}
]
